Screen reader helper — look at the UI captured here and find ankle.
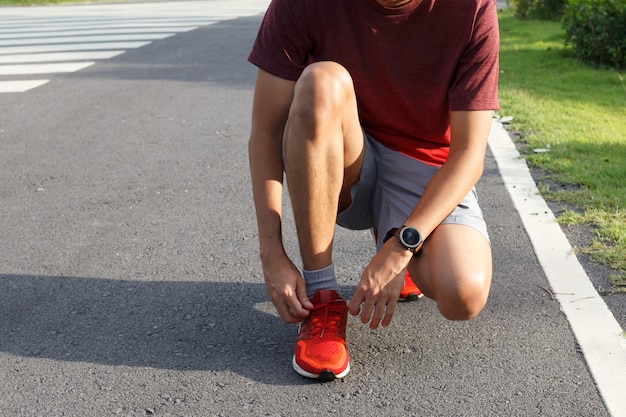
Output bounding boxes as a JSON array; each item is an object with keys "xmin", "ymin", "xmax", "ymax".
[{"xmin": 303, "ymin": 263, "xmax": 338, "ymax": 299}]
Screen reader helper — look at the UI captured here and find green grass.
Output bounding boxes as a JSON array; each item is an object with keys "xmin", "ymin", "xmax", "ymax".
[{"xmin": 498, "ymin": 10, "xmax": 626, "ymax": 286}]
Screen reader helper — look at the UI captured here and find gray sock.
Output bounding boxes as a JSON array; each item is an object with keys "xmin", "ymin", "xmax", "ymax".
[{"xmin": 303, "ymin": 263, "xmax": 339, "ymax": 299}]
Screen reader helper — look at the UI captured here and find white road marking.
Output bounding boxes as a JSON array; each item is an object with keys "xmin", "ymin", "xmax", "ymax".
[
  {"xmin": 0, "ymin": 42, "xmax": 152, "ymax": 55},
  {"xmin": 0, "ymin": 51, "xmax": 125, "ymax": 64},
  {"xmin": 489, "ymin": 120, "xmax": 626, "ymax": 417},
  {"xmin": 0, "ymin": 33, "xmax": 175, "ymax": 47},
  {"xmin": 0, "ymin": 79, "xmax": 49, "ymax": 93},
  {"xmin": 0, "ymin": 62, "xmax": 94, "ymax": 76},
  {"xmin": 0, "ymin": 0, "xmax": 271, "ymax": 93},
  {"xmin": 0, "ymin": 27, "xmax": 199, "ymax": 39}
]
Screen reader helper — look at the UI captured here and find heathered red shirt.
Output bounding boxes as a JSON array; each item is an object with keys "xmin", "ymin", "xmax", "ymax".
[{"xmin": 248, "ymin": 0, "xmax": 500, "ymax": 166}]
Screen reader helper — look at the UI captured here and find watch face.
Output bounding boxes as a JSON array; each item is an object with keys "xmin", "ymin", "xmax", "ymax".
[{"xmin": 400, "ymin": 226, "xmax": 421, "ymax": 248}]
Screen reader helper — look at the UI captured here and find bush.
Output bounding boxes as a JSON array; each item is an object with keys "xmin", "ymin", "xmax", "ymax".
[
  {"xmin": 563, "ymin": 0, "xmax": 626, "ymax": 69},
  {"xmin": 509, "ymin": 0, "xmax": 568, "ymax": 19}
]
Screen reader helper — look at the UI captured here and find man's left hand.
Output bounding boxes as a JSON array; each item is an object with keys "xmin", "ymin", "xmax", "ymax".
[{"xmin": 347, "ymin": 241, "xmax": 413, "ymax": 329}]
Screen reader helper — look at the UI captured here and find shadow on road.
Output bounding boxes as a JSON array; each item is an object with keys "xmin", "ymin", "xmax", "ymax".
[
  {"xmin": 0, "ymin": 274, "xmax": 319, "ymax": 386},
  {"xmin": 69, "ymin": 15, "xmax": 263, "ymax": 88}
]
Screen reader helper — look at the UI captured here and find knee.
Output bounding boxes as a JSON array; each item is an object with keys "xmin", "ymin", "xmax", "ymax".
[
  {"xmin": 436, "ymin": 270, "xmax": 491, "ymax": 321},
  {"xmin": 291, "ymin": 62, "xmax": 354, "ymax": 123}
]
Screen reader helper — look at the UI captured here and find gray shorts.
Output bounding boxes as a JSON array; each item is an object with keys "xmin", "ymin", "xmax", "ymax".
[{"xmin": 336, "ymin": 132, "xmax": 490, "ymax": 249}]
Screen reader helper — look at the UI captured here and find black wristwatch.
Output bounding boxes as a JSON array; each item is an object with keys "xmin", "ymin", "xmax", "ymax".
[{"xmin": 384, "ymin": 225, "xmax": 423, "ymax": 255}]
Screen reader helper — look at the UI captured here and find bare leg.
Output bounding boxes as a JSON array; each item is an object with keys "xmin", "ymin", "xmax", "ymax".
[
  {"xmin": 283, "ymin": 62, "xmax": 364, "ymax": 271},
  {"xmin": 408, "ymin": 224, "xmax": 492, "ymax": 320}
]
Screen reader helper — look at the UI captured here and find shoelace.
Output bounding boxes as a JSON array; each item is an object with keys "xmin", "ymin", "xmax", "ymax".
[{"xmin": 305, "ymin": 300, "xmax": 347, "ymax": 339}]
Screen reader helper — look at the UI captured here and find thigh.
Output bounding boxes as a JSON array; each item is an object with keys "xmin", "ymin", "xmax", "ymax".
[
  {"xmin": 288, "ymin": 62, "xmax": 365, "ymax": 209},
  {"xmin": 409, "ymin": 223, "xmax": 492, "ymax": 319}
]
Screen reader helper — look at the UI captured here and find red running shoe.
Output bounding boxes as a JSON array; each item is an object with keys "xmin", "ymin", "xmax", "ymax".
[
  {"xmin": 399, "ymin": 269, "xmax": 424, "ymax": 302},
  {"xmin": 293, "ymin": 290, "xmax": 350, "ymax": 380}
]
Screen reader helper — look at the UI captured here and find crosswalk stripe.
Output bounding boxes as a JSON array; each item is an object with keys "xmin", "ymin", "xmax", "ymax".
[
  {"xmin": 0, "ymin": 0, "xmax": 271, "ymax": 94},
  {"xmin": 0, "ymin": 51, "xmax": 125, "ymax": 64},
  {"xmin": 0, "ymin": 42, "xmax": 153, "ymax": 55},
  {"xmin": 0, "ymin": 18, "xmax": 216, "ymax": 30},
  {"xmin": 0, "ymin": 79, "xmax": 50, "ymax": 93},
  {"xmin": 0, "ymin": 27, "xmax": 200, "ymax": 39},
  {"xmin": 0, "ymin": 62, "xmax": 94, "ymax": 76},
  {"xmin": 0, "ymin": 33, "xmax": 176, "ymax": 47}
]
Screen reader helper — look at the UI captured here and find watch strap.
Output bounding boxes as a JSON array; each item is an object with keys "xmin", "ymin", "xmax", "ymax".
[
  {"xmin": 383, "ymin": 228, "xmax": 398, "ymax": 244},
  {"xmin": 384, "ymin": 226, "xmax": 423, "ymax": 255}
]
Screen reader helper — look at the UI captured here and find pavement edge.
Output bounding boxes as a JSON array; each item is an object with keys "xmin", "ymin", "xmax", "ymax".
[{"xmin": 488, "ymin": 120, "xmax": 626, "ymax": 417}]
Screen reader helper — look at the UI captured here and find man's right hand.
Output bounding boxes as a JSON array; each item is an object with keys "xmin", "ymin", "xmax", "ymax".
[{"xmin": 262, "ymin": 253, "xmax": 314, "ymax": 323}]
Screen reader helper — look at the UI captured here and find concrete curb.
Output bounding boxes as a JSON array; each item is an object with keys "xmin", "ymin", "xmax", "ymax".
[{"xmin": 488, "ymin": 120, "xmax": 626, "ymax": 417}]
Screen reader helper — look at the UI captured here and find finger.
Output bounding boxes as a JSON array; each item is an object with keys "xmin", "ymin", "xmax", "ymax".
[
  {"xmin": 296, "ymin": 284, "xmax": 314, "ymax": 310},
  {"xmin": 285, "ymin": 296, "xmax": 310, "ymax": 320},
  {"xmin": 360, "ymin": 301, "xmax": 375, "ymax": 324},
  {"xmin": 347, "ymin": 301, "xmax": 359, "ymax": 316},
  {"xmin": 369, "ymin": 303, "xmax": 386, "ymax": 330},
  {"xmin": 272, "ymin": 292, "xmax": 308, "ymax": 323},
  {"xmin": 347, "ymin": 291, "xmax": 365, "ymax": 316},
  {"xmin": 276, "ymin": 303, "xmax": 302, "ymax": 323},
  {"xmin": 381, "ymin": 299, "xmax": 398, "ymax": 328}
]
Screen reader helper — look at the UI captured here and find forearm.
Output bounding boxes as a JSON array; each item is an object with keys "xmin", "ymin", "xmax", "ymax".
[
  {"xmin": 406, "ymin": 148, "xmax": 485, "ymax": 237},
  {"xmin": 249, "ymin": 132, "xmax": 315, "ymax": 320},
  {"xmin": 248, "ymin": 69, "xmax": 296, "ymax": 260},
  {"xmin": 404, "ymin": 110, "xmax": 493, "ymax": 238},
  {"xmin": 248, "ymin": 132, "xmax": 286, "ymax": 260}
]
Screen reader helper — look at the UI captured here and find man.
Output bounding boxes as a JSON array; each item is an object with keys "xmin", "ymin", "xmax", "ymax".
[{"xmin": 248, "ymin": 0, "xmax": 499, "ymax": 380}]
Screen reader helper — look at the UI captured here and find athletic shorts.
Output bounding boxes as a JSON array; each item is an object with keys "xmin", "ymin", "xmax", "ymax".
[{"xmin": 336, "ymin": 132, "xmax": 490, "ymax": 250}]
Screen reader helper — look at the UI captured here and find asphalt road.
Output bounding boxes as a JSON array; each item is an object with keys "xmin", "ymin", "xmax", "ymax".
[{"xmin": 0, "ymin": 3, "xmax": 619, "ymax": 416}]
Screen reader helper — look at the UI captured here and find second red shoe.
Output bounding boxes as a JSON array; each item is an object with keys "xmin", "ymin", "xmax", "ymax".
[{"xmin": 399, "ymin": 269, "xmax": 424, "ymax": 302}]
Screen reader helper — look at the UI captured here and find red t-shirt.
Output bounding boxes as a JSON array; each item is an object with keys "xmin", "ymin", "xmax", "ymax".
[{"xmin": 248, "ymin": 0, "xmax": 500, "ymax": 166}]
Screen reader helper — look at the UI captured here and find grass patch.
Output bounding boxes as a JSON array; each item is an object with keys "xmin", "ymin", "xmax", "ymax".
[
  {"xmin": 498, "ymin": 10, "xmax": 626, "ymax": 286},
  {"xmin": 560, "ymin": 209, "xmax": 626, "ymax": 269}
]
